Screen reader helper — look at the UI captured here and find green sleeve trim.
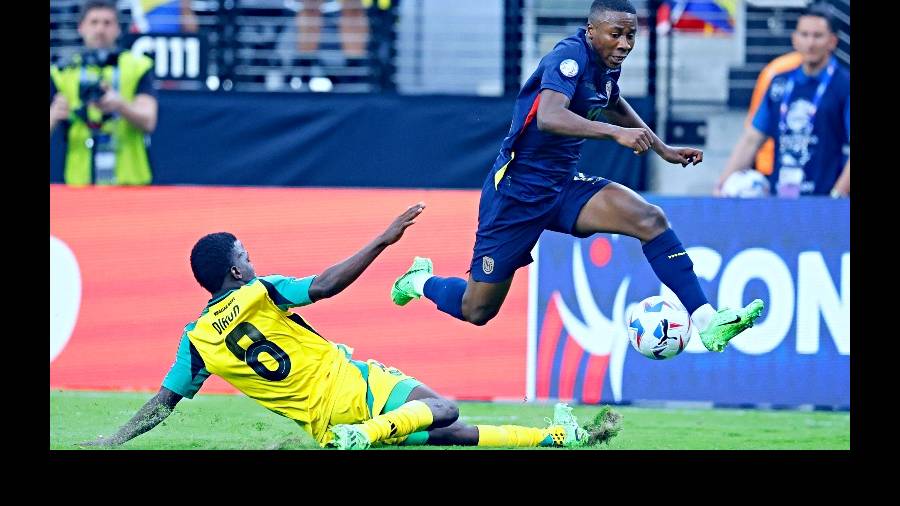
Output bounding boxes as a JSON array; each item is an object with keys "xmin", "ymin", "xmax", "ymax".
[
  {"xmin": 161, "ymin": 324, "xmax": 210, "ymax": 399},
  {"xmin": 259, "ymin": 274, "xmax": 317, "ymax": 309}
]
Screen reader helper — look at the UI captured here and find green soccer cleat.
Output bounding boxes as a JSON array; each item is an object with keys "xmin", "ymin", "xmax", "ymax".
[
  {"xmin": 699, "ymin": 298, "xmax": 765, "ymax": 352},
  {"xmin": 541, "ymin": 403, "xmax": 623, "ymax": 448},
  {"xmin": 327, "ymin": 424, "xmax": 371, "ymax": 450},
  {"xmin": 391, "ymin": 256, "xmax": 433, "ymax": 306},
  {"xmin": 551, "ymin": 402, "xmax": 590, "ymax": 448}
]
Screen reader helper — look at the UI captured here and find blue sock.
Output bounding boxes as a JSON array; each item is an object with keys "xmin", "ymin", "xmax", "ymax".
[
  {"xmin": 423, "ymin": 276, "xmax": 467, "ymax": 321},
  {"xmin": 641, "ymin": 229, "xmax": 709, "ymax": 314}
]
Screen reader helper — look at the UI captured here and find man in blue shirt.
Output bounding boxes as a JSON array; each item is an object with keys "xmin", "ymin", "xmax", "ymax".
[
  {"xmin": 391, "ymin": 0, "xmax": 764, "ymax": 354},
  {"xmin": 717, "ymin": 3, "xmax": 850, "ymax": 198}
]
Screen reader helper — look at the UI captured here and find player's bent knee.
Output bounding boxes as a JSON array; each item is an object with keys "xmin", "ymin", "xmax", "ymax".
[
  {"xmin": 465, "ymin": 308, "xmax": 498, "ymax": 326},
  {"xmin": 638, "ymin": 204, "xmax": 669, "ymax": 238},
  {"xmin": 461, "ymin": 302, "xmax": 501, "ymax": 326},
  {"xmin": 422, "ymin": 397, "xmax": 459, "ymax": 428},
  {"xmin": 443, "ymin": 401, "xmax": 460, "ymax": 425}
]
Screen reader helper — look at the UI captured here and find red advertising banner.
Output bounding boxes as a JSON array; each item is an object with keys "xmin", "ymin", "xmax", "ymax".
[{"xmin": 50, "ymin": 185, "xmax": 528, "ymax": 400}]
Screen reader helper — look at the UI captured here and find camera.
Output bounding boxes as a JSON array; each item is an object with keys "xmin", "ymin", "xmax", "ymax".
[
  {"xmin": 78, "ymin": 49, "xmax": 119, "ymax": 105},
  {"xmin": 79, "ymin": 79, "xmax": 105, "ymax": 104}
]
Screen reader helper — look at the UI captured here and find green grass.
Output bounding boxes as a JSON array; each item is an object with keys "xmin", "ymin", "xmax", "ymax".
[{"xmin": 50, "ymin": 390, "xmax": 850, "ymax": 450}]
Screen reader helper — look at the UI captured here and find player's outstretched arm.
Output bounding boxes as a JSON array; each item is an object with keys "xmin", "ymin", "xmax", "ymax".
[
  {"xmin": 536, "ymin": 89, "xmax": 643, "ymax": 146},
  {"xmin": 308, "ymin": 202, "xmax": 425, "ymax": 302},
  {"xmin": 603, "ymin": 97, "xmax": 703, "ymax": 166},
  {"xmin": 79, "ymin": 387, "xmax": 183, "ymax": 447}
]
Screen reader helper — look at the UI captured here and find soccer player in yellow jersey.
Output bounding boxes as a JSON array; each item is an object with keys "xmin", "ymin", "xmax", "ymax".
[{"xmin": 81, "ymin": 203, "xmax": 621, "ymax": 449}]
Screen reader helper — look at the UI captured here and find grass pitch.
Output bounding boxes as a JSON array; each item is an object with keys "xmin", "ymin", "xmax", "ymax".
[{"xmin": 50, "ymin": 390, "xmax": 849, "ymax": 450}]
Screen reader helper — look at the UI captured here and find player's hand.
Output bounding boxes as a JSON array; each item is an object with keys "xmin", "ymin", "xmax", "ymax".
[
  {"xmin": 50, "ymin": 94, "xmax": 70, "ymax": 122},
  {"xmin": 379, "ymin": 202, "xmax": 425, "ymax": 246},
  {"xmin": 660, "ymin": 146, "xmax": 703, "ymax": 167},
  {"xmin": 613, "ymin": 126, "xmax": 653, "ymax": 155}
]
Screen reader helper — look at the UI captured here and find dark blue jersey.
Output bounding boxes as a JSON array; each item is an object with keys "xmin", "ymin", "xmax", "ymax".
[
  {"xmin": 491, "ymin": 28, "xmax": 621, "ymax": 199},
  {"xmin": 752, "ymin": 57, "xmax": 850, "ymax": 195}
]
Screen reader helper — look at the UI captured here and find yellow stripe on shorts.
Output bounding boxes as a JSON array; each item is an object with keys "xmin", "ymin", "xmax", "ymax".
[{"xmin": 494, "ymin": 152, "xmax": 515, "ymax": 189}]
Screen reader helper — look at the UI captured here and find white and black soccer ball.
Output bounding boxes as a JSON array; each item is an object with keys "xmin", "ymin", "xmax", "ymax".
[
  {"xmin": 626, "ymin": 296, "xmax": 692, "ymax": 360},
  {"xmin": 721, "ymin": 169, "xmax": 771, "ymax": 198}
]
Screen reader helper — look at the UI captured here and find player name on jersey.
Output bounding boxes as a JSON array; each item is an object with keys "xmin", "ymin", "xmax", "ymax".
[{"xmin": 211, "ymin": 297, "xmax": 240, "ymax": 335}]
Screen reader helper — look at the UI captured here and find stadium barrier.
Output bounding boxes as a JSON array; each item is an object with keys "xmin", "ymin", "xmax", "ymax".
[{"xmin": 50, "ymin": 91, "xmax": 651, "ymax": 190}]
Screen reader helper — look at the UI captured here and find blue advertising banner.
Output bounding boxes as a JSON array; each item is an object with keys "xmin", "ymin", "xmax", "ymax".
[{"xmin": 528, "ymin": 197, "xmax": 849, "ymax": 408}]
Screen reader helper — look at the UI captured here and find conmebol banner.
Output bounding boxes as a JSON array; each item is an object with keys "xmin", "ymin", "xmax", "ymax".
[{"xmin": 529, "ymin": 197, "xmax": 849, "ymax": 408}]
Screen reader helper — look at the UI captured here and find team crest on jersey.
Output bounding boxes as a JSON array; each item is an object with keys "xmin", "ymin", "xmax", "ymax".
[
  {"xmin": 605, "ymin": 80, "xmax": 612, "ymax": 98},
  {"xmin": 559, "ymin": 59, "xmax": 579, "ymax": 78},
  {"xmin": 574, "ymin": 172, "xmax": 602, "ymax": 184},
  {"xmin": 482, "ymin": 256, "xmax": 495, "ymax": 275}
]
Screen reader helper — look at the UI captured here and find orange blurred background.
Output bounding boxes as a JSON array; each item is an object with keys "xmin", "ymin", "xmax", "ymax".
[{"xmin": 50, "ymin": 185, "xmax": 529, "ymax": 400}]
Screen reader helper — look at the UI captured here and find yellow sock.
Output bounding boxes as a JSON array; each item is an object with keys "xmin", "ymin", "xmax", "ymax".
[
  {"xmin": 475, "ymin": 425, "xmax": 560, "ymax": 447},
  {"xmin": 356, "ymin": 400, "xmax": 434, "ymax": 444}
]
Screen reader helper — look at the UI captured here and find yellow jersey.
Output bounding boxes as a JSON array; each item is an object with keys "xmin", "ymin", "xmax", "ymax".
[{"xmin": 162, "ymin": 275, "xmax": 356, "ymax": 442}]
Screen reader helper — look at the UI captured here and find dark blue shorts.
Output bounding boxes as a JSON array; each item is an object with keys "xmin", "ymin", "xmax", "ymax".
[{"xmin": 470, "ymin": 166, "xmax": 611, "ymax": 283}]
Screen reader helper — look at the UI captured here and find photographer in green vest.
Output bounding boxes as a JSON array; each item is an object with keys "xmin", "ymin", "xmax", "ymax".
[{"xmin": 50, "ymin": 0, "xmax": 158, "ymax": 186}]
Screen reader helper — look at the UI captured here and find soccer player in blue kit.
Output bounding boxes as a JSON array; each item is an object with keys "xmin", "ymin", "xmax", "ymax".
[{"xmin": 392, "ymin": 0, "xmax": 764, "ymax": 353}]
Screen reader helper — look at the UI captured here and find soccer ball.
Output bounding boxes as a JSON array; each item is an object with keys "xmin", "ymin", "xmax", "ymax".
[
  {"xmin": 721, "ymin": 169, "xmax": 771, "ymax": 198},
  {"xmin": 626, "ymin": 296, "xmax": 692, "ymax": 360}
]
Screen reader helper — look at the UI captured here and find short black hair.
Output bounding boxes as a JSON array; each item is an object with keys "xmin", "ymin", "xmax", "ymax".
[
  {"xmin": 589, "ymin": 0, "xmax": 637, "ymax": 21},
  {"xmin": 79, "ymin": 0, "xmax": 119, "ymax": 23},
  {"xmin": 190, "ymin": 232, "xmax": 238, "ymax": 294},
  {"xmin": 798, "ymin": 2, "xmax": 837, "ymax": 33}
]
